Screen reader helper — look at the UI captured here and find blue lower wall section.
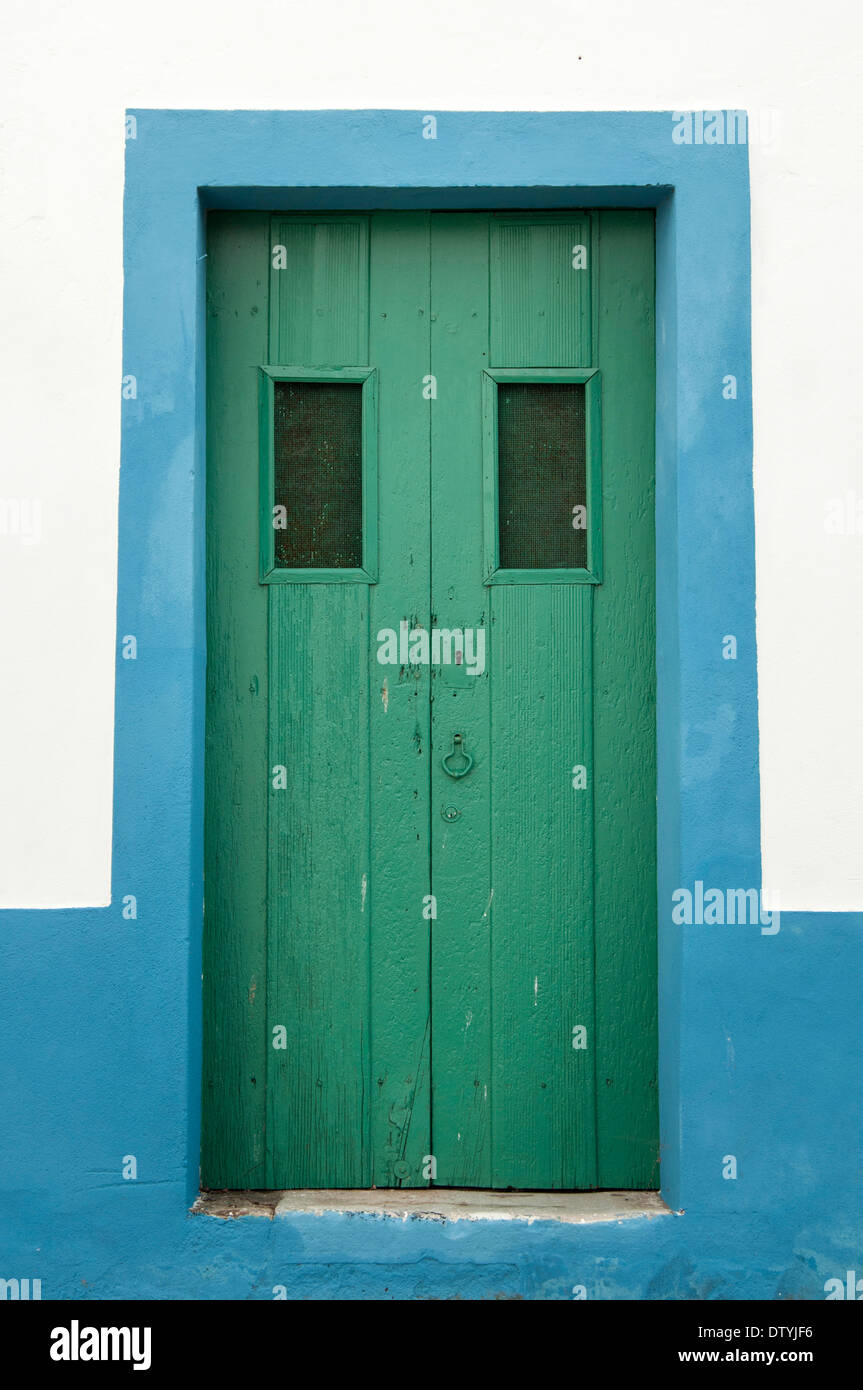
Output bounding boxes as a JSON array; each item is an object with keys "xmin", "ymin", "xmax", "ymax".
[
  {"xmin": 1, "ymin": 112, "xmax": 859, "ymax": 1300},
  {"xmin": 1, "ymin": 910, "xmax": 860, "ymax": 1299}
]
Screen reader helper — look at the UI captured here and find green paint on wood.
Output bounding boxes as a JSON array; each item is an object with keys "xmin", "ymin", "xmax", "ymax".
[
  {"xmin": 257, "ymin": 364, "xmax": 379, "ymax": 584},
  {"xmin": 269, "ymin": 217, "xmax": 369, "ymax": 366},
  {"xmin": 489, "ymin": 584, "xmax": 597, "ymax": 1189},
  {"xmin": 592, "ymin": 211, "xmax": 658, "ymax": 1187},
  {"xmin": 429, "ymin": 213, "xmax": 494, "ymax": 1187},
  {"xmin": 202, "ymin": 212, "xmax": 270, "ymax": 1188},
  {"xmin": 203, "ymin": 208, "xmax": 656, "ymax": 1191},
  {"xmin": 481, "ymin": 367, "xmax": 603, "ymax": 584},
  {"xmin": 366, "ymin": 213, "xmax": 433, "ymax": 1188}
]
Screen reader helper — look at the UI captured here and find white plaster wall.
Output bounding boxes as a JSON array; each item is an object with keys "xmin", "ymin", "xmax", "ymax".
[{"xmin": 1, "ymin": 0, "xmax": 860, "ymax": 908}]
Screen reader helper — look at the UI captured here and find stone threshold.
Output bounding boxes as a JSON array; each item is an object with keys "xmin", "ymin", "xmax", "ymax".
[{"xmin": 194, "ymin": 1188, "xmax": 672, "ymax": 1224}]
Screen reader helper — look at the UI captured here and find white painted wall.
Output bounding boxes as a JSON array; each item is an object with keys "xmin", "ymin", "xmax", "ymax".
[{"xmin": 1, "ymin": 0, "xmax": 860, "ymax": 908}]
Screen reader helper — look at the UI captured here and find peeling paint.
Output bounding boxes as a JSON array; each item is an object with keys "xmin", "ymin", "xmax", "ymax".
[
  {"xmin": 361, "ymin": 874, "xmax": 367, "ymax": 912},
  {"xmin": 381, "ymin": 679, "xmax": 388, "ymax": 713}
]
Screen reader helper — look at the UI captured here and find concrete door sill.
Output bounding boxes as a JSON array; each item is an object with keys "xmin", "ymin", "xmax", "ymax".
[{"xmin": 194, "ymin": 1188, "xmax": 672, "ymax": 1224}]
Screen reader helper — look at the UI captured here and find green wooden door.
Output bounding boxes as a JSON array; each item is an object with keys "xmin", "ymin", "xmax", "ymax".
[{"xmin": 202, "ymin": 209, "xmax": 656, "ymax": 1192}]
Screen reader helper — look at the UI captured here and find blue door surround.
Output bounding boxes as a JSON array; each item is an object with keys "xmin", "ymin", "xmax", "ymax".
[{"xmin": 1, "ymin": 111, "xmax": 861, "ymax": 1300}]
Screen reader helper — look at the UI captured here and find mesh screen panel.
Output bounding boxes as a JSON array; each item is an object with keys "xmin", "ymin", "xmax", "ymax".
[
  {"xmin": 497, "ymin": 382, "xmax": 587, "ymax": 569},
  {"xmin": 273, "ymin": 381, "xmax": 363, "ymax": 568}
]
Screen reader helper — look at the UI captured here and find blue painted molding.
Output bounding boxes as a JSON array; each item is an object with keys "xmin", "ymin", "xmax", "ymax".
[{"xmin": 0, "ymin": 110, "xmax": 859, "ymax": 1300}]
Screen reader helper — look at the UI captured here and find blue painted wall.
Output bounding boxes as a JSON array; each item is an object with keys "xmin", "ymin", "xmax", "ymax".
[{"xmin": 1, "ymin": 111, "xmax": 860, "ymax": 1300}]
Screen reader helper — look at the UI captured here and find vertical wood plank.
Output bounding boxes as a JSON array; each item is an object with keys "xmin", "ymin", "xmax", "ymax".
[
  {"xmin": 490, "ymin": 216, "xmax": 593, "ymax": 367},
  {"xmin": 489, "ymin": 585, "xmax": 597, "ymax": 1188},
  {"xmin": 593, "ymin": 211, "xmax": 658, "ymax": 1188},
  {"xmin": 489, "ymin": 215, "xmax": 598, "ymax": 1186},
  {"xmin": 202, "ymin": 212, "xmax": 271, "ymax": 1188},
  {"xmin": 265, "ymin": 216, "xmax": 374, "ymax": 1187},
  {"xmin": 367, "ymin": 212, "xmax": 433, "ymax": 1186},
  {"xmin": 269, "ymin": 218, "xmax": 369, "ymax": 366},
  {"xmin": 429, "ymin": 213, "xmax": 494, "ymax": 1188},
  {"xmin": 266, "ymin": 583, "xmax": 371, "ymax": 1186}
]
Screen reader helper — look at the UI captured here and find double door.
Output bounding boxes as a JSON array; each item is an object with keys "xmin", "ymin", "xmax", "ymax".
[{"xmin": 203, "ymin": 209, "xmax": 657, "ymax": 1190}]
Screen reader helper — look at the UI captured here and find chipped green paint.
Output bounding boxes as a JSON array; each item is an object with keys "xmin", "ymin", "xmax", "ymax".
[{"xmin": 202, "ymin": 209, "xmax": 656, "ymax": 1190}]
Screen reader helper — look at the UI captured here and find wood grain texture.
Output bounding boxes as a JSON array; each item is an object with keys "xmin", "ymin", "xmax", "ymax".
[
  {"xmin": 204, "ymin": 209, "xmax": 656, "ymax": 1191},
  {"xmin": 430, "ymin": 212, "xmax": 654, "ymax": 1190},
  {"xmin": 266, "ymin": 216, "xmax": 373, "ymax": 1187},
  {"xmin": 429, "ymin": 214, "xmax": 494, "ymax": 1187},
  {"xmin": 432, "ymin": 214, "xmax": 600, "ymax": 1189},
  {"xmin": 266, "ymin": 582, "xmax": 371, "ymax": 1186},
  {"xmin": 490, "ymin": 215, "xmax": 593, "ymax": 368},
  {"xmin": 592, "ymin": 211, "xmax": 658, "ymax": 1187},
  {"xmin": 202, "ymin": 212, "xmax": 271, "ymax": 1188},
  {"xmin": 367, "ymin": 213, "xmax": 432, "ymax": 1187},
  {"xmin": 489, "ymin": 584, "xmax": 597, "ymax": 1188},
  {"xmin": 269, "ymin": 218, "xmax": 369, "ymax": 367}
]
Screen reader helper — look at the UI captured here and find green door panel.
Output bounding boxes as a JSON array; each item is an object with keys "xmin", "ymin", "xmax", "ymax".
[
  {"xmin": 203, "ymin": 208, "xmax": 657, "ymax": 1191},
  {"xmin": 365, "ymin": 214, "xmax": 433, "ymax": 1186},
  {"xmin": 429, "ymin": 214, "xmax": 494, "ymax": 1187},
  {"xmin": 202, "ymin": 212, "xmax": 270, "ymax": 1190},
  {"xmin": 592, "ymin": 213, "xmax": 657, "ymax": 1187}
]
